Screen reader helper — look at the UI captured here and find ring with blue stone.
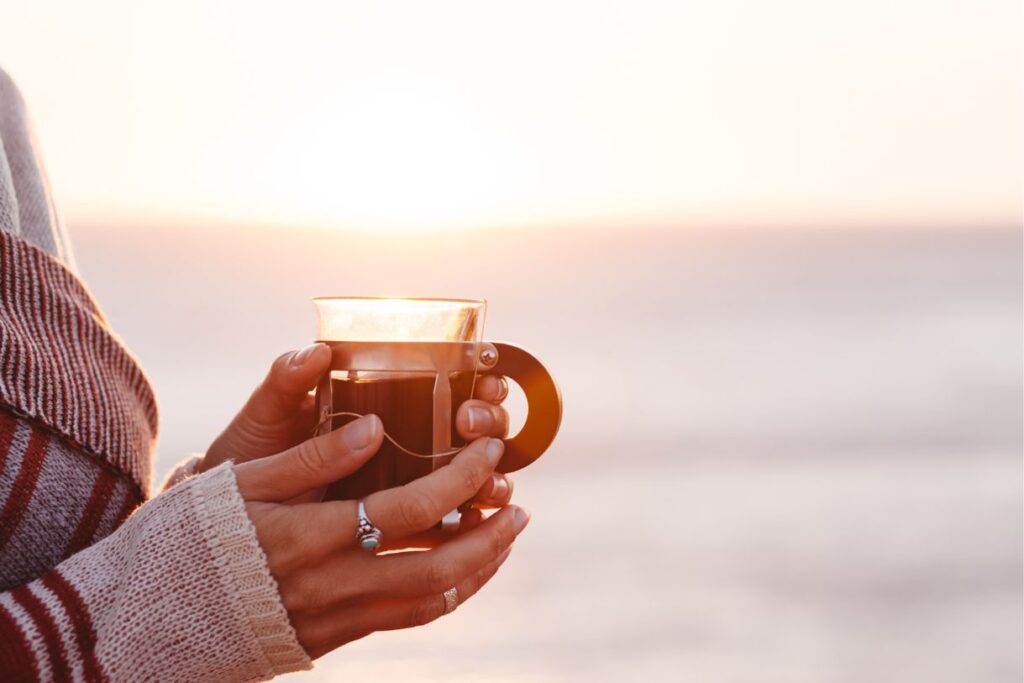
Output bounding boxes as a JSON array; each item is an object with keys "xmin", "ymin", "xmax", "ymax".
[{"xmin": 355, "ymin": 499, "xmax": 383, "ymax": 552}]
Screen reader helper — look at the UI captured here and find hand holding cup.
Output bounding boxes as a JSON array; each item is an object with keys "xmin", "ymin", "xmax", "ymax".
[
  {"xmin": 233, "ymin": 415, "xmax": 529, "ymax": 658},
  {"xmin": 199, "ymin": 343, "xmax": 516, "ymax": 511}
]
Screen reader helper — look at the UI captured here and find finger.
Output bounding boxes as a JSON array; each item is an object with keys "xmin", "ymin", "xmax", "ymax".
[
  {"xmin": 279, "ymin": 506, "xmax": 522, "ymax": 612},
  {"xmin": 294, "ymin": 436, "xmax": 505, "ymax": 555},
  {"xmin": 295, "ymin": 548, "xmax": 513, "ymax": 659},
  {"xmin": 474, "ymin": 375, "xmax": 509, "ymax": 404},
  {"xmin": 369, "ymin": 545, "xmax": 513, "ymax": 631},
  {"xmin": 242, "ymin": 344, "xmax": 332, "ymax": 426},
  {"xmin": 455, "ymin": 400, "xmax": 508, "ymax": 440},
  {"xmin": 368, "ymin": 437, "xmax": 504, "ymax": 539},
  {"xmin": 367, "ymin": 505, "xmax": 527, "ymax": 599},
  {"xmin": 289, "ymin": 394, "xmax": 318, "ymax": 441},
  {"xmin": 204, "ymin": 345, "xmax": 331, "ymax": 468},
  {"xmin": 234, "ymin": 414, "xmax": 383, "ymax": 502},
  {"xmin": 470, "ymin": 473, "xmax": 513, "ymax": 509},
  {"xmin": 378, "ymin": 507, "xmax": 484, "ymax": 551},
  {"xmin": 274, "ymin": 395, "xmax": 326, "ymax": 504}
]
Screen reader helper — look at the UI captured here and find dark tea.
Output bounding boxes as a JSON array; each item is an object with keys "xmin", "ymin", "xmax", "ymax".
[{"xmin": 323, "ymin": 372, "xmax": 476, "ymax": 501}]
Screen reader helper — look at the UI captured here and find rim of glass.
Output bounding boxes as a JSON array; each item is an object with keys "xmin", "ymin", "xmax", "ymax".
[{"xmin": 311, "ymin": 296, "xmax": 485, "ymax": 305}]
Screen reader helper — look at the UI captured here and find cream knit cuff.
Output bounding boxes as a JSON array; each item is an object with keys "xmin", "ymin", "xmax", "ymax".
[{"xmin": 192, "ymin": 463, "xmax": 313, "ymax": 678}]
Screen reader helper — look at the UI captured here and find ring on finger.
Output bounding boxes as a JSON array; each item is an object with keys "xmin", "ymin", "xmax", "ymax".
[{"xmin": 356, "ymin": 499, "xmax": 383, "ymax": 551}]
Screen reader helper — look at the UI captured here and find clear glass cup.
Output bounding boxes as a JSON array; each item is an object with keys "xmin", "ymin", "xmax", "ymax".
[{"xmin": 311, "ymin": 297, "xmax": 561, "ymax": 529}]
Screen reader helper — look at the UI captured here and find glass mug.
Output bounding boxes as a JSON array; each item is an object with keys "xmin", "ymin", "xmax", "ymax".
[{"xmin": 312, "ymin": 297, "xmax": 562, "ymax": 529}]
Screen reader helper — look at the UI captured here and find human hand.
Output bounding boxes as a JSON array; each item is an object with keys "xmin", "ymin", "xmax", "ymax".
[
  {"xmin": 233, "ymin": 415, "xmax": 530, "ymax": 658},
  {"xmin": 200, "ymin": 343, "xmax": 516, "ymax": 509}
]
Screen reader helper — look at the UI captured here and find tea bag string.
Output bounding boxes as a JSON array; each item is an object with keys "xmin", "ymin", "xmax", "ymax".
[{"xmin": 313, "ymin": 411, "xmax": 465, "ymax": 459}]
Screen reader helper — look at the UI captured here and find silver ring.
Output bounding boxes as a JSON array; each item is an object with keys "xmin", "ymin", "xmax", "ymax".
[
  {"xmin": 443, "ymin": 587, "xmax": 459, "ymax": 615},
  {"xmin": 355, "ymin": 499, "xmax": 383, "ymax": 551}
]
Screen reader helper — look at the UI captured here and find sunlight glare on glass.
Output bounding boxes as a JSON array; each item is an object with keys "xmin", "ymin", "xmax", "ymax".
[{"xmin": 313, "ymin": 297, "xmax": 485, "ymax": 342}]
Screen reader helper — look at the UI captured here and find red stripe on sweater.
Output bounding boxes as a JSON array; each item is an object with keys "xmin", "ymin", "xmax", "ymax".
[
  {"xmin": 0, "ymin": 428, "xmax": 48, "ymax": 551},
  {"xmin": 64, "ymin": 468, "xmax": 118, "ymax": 557},
  {"xmin": 0, "ymin": 409, "xmax": 17, "ymax": 477},
  {"xmin": 31, "ymin": 249, "xmax": 67, "ymax": 430},
  {"xmin": 0, "ymin": 599, "xmax": 37, "ymax": 682},
  {"xmin": 35, "ymin": 259, "xmax": 70, "ymax": 435},
  {"xmin": 11, "ymin": 585, "xmax": 71, "ymax": 681},
  {"xmin": 114, "ymin": 486, "xmax": 142, "ymax": 528},
  {"xmin": 41, "ymin": 571, "xmax": 105, "ymax": 682}
]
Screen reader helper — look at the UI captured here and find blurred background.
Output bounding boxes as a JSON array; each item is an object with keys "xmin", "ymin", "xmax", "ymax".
[{"xmin": 2, "ymin": 2, "xmax": 1021, "ymax": 681}]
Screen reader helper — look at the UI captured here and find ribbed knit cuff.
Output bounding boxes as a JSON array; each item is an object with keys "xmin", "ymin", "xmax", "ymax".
[{"xmin": 191, "ymin": 463, "xmax": 312, "ymax": 678}]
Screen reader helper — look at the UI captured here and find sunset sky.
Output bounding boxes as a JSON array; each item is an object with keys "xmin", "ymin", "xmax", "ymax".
[{"xmin": 1, "ymin": 1, "xmax": 1020, "ymax": 232}]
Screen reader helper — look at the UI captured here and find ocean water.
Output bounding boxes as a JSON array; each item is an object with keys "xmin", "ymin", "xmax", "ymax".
[{"xmin": 74, "ymin": 224, "xmax": 1022, "ymax": 682}]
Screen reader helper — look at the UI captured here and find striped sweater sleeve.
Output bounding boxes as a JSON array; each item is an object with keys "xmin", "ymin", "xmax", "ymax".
[
  {"xmin": 1, "ymin": 71, "xmax": 311, "ymax": 681},
  {"xmin": 0, "ymin": 460, "xmax": 312, "ymax": 682}
]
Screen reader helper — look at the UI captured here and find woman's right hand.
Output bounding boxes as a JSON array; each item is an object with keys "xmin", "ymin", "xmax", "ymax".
[{"xmin": 232, "ymin": 415, "xmax": 530, "ymax": 659}]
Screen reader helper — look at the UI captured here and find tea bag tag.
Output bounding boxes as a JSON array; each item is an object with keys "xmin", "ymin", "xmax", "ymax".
[{"xmin": 315, "ymin": 369, "xmax": 333, "ymax": 437}]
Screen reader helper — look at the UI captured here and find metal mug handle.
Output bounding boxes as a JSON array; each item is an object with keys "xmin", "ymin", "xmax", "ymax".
[{"xmin": 484, "ymin": 342, "xmax": 562, "ymax": 473}]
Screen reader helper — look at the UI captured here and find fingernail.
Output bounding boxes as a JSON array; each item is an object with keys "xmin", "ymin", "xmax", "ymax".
[
  {"xmin": 467, "ymin": 406, "xmax": 490, "ymax": 432},
  {"xmin": 495, "ymin": 378, "xmax": 509, "ymax": 401},
  {"xmin": 292, "ymin": 343, "xmax": 325, "ymax": 367},
  {"xmin": 495, "ymin": 547, "xmax": 512, "ymax": 566},
  {"xmin": 489, "ymin": 474, "xmax": 509, "ymax": 500},
  {"xmin": 344, "ymin": 415, "xmax": 379, "ymax": 450},
  {"xmin": 513, "ymin": 507, "xmax": 530, "ymax": 533},
  {"xmin": 485, "ymin": 438, "xmax": 504, "ymax": 465}
]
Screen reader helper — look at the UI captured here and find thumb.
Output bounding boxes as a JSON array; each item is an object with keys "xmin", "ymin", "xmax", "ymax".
[
  {"xmin": 246, "ymin": 343, "xmax": 333, "ymax": 425},
  {"xmin": 234, "ymin": 414, "xmax": 383, "ymax": 501}
]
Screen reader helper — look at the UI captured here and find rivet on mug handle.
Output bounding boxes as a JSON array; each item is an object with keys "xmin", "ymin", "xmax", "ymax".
[{"xmin": 478, "ymin": 344, "xmax": 498, "ymax": 369}]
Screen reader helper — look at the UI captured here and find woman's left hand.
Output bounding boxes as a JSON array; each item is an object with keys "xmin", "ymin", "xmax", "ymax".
[{"xmin": 199, "ymin": 343, "xmax": 515, "ymax": 508}]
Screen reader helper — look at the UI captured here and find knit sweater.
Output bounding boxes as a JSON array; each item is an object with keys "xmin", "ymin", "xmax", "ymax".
[{"xmin": 0, "ymin": 70, "xmax": 311, "ymax": 680}]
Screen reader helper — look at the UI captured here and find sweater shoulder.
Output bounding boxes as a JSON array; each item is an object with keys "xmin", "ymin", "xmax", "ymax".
[{"xmin": 0, "ymin": 230, "xmax": 158, "ymax": 495}]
